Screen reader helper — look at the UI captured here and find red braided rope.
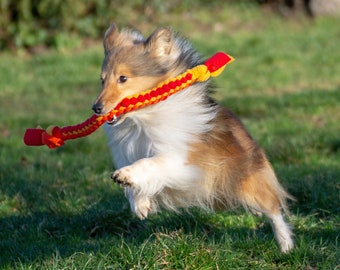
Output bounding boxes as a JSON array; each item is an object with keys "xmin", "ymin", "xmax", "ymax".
[{"xmin": 23, "ymin": 52, "xmax": 234, "ymax": 149}]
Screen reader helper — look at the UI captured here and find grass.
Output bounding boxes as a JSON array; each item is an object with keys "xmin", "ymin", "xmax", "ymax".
[{"xmin": 1, "ymin": 3, "xmax": 339, "ymax": 269}]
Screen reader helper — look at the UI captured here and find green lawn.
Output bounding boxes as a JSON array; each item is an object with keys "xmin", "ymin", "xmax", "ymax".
[{"xmin": 0, "ymin": 4, "xmax": 339, "ymax": 269}]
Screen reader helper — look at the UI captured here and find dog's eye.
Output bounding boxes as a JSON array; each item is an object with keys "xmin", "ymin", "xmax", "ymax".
[{"xmin": 118, "ymin": 75, "xmax": 128, "ymax": 83}]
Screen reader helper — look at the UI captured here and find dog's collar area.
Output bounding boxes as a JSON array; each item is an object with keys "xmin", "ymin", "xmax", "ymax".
[{"xmin": 23, "ymin": 52, "xmax": 234, "ymax": 149}]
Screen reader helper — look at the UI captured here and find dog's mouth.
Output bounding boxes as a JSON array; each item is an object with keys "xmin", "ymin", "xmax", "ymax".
[
  {"xmin": 106, "ymin": 115, "xmax": 118, "ymax": 125},
  {"xmin": 92, "ymin": 102, "xmax": 124, "ymax": 126},
  {"xmin": 106, "ymin": 115, "xmax": 123, "ymax": 126}
]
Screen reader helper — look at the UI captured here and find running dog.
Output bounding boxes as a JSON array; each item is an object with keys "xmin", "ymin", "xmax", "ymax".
[{"xmin": 92, "ymin": 23, "xmax": 294, "ymax": 252}]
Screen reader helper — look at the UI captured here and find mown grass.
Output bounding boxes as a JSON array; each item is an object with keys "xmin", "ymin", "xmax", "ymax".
[{"xmin": 0, "ymin": 4, "xmax": 339, "ymax": 269}]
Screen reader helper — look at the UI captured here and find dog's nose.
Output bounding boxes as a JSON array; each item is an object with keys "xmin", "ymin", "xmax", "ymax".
[{"xmin": 92, "ymin": 103, "xmax": 104, "ymax": 114}]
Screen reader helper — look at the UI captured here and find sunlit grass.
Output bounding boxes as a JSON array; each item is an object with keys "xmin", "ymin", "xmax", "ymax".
[{"xmin": 0, "ymin": 4, "xmax": 339, "ymax": 269}]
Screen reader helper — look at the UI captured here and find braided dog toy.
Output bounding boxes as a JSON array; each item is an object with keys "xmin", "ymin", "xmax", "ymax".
[{"xmin": 23, "ymin": 52, "xmax": 234, "ymax": 149}]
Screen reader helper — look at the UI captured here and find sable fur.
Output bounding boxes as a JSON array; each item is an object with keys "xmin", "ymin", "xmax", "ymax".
[{"xmin": 92, "ymin": 23, "xmax": 294, "ymax": 252}]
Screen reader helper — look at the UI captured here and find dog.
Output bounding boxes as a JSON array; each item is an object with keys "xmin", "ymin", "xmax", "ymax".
[{"xmin": 92, "ymin": 23, "xmax": 294, "ymax": 253}]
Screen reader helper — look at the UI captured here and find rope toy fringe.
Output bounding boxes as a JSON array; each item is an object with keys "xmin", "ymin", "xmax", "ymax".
[{"xmin": 23, "ymin": 52, "xmax": 234, "ymax": 149}]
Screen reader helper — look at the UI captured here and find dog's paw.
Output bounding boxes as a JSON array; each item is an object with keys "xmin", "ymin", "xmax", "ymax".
[
  {"xmin": 111, "ymin": 168, "xmax": 134, "ymax": 188},
  {"xmin": 134, "ymin": 198, "xmax": 152, "ymax": 220}
]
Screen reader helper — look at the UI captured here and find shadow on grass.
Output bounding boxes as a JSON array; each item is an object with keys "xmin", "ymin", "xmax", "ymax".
[
  {"xmin": 0, "ymin": 200, "xmax": 249, "ymax": 267},
  {"xmin": 221, "ymin": 87, "xmax": 340, "ymax": 120},
  {"xmin": 0, "ymin": 163, "xmax": 339, "ymax": 267},
  {"xmin": 277, "ymin": 164, "xmax": 340, "ymax": 217},
  {"xmin": 0, "ymin": 87, "xmax": 338, "ymax": 267}
]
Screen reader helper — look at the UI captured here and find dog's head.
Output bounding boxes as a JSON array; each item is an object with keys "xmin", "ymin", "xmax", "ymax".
[{"xmin": 92, "ymin": 23, "xmax": 186, "ymax": 115}]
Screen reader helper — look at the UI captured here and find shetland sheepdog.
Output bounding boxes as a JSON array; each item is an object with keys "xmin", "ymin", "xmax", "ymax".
[{"xmin": 92, "ymin": 23, "xmax": 294, "ymax": 252}]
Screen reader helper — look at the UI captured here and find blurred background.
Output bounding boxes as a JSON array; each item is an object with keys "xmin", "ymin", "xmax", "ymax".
[{"xmin": 1, "ymin": 0, "xmax": 340, "ymax": 52}]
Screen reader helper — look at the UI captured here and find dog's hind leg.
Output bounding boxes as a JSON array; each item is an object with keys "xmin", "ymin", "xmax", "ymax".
[
  {"xmin": 237, "ymin": 167, "xmax": 294, "ymax": 253},
  {"xmin": 267, "ymin": 211, "xmax": 294, "ymax": 253}
]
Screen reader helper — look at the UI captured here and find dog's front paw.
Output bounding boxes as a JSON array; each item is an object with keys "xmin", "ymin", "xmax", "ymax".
[
  {"xmin": 134, "ymin": 198, "xmax": 152, "ymax": 220},
  {"xmin": 111, "ymin": 168, "xmax": 134, "ymax": 188}
]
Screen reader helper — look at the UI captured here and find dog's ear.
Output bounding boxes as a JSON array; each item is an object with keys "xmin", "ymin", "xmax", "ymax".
[
  {"xmin": 146, "ymin": 27, "xmax": 174, "ymax": 57},
  {"xmin": 103, "ymin": 23, "xmax": 119, "ymax": 53}
]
